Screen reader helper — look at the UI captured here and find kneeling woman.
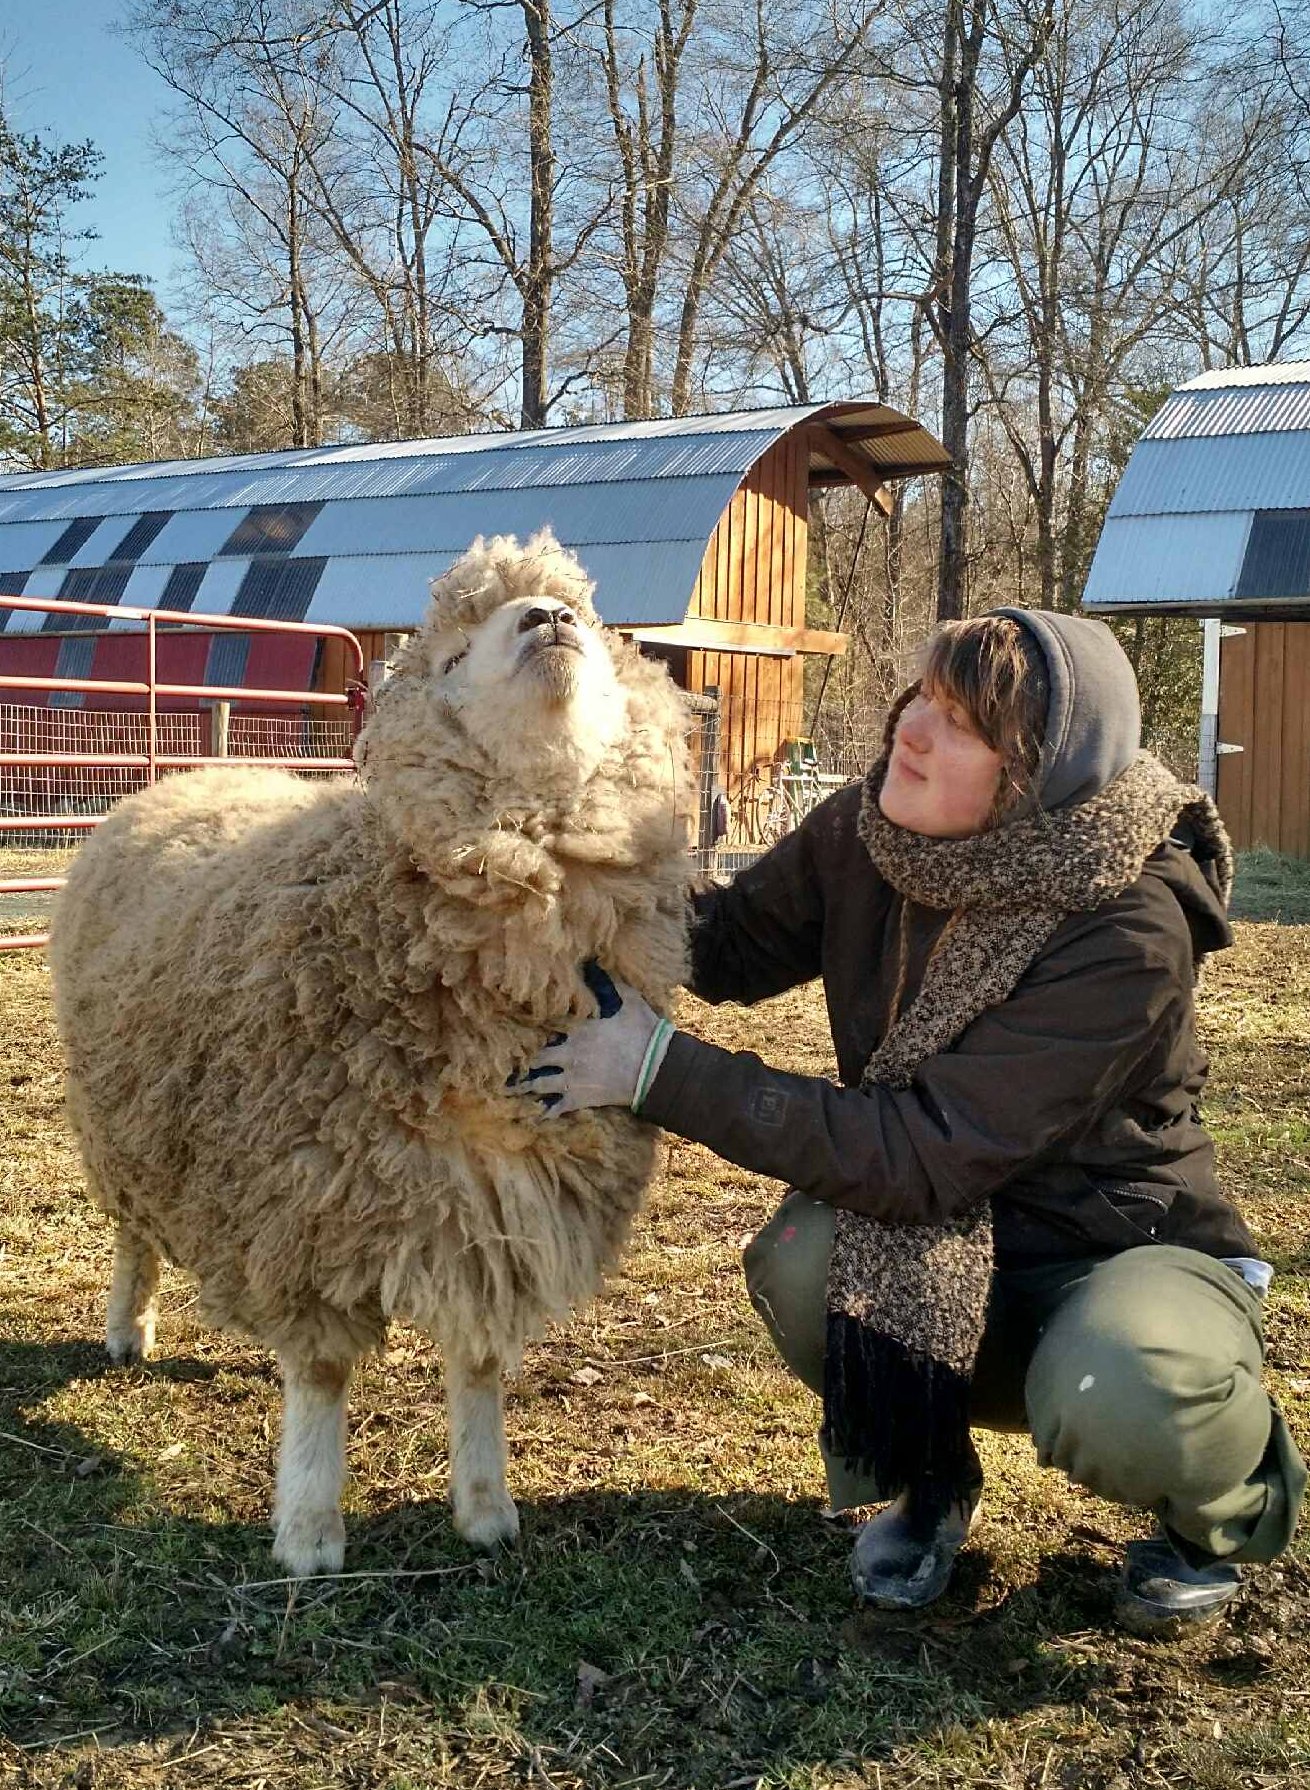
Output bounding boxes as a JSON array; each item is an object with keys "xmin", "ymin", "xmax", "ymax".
[{"xmin": 519, "ymin": 610, "xmax": 1306, "ymax": 1632}]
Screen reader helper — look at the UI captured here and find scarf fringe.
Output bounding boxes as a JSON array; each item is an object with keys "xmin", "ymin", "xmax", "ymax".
[{"xmin": 822, "ymin": 1311, "xmax": 981, "ymax": 1501}]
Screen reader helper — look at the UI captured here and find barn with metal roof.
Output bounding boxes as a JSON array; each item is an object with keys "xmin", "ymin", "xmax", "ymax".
[
  {"xmin": 1083, "ymin": 361, "xmax": 1310, "ymax": 854},
  {"xmin": 0, "ymin": 402, "xmax": 948, "ymax": 819}
]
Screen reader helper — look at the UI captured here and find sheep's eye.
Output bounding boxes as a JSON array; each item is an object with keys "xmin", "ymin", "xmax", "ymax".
[{"xmin": 442, "ymin": 651, "xmax": 466, "ymax": 676}]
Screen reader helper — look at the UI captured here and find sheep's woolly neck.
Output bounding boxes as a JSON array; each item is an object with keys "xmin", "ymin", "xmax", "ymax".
[
  {"xmin": 363, "ymin": 630, "xmax": 682, "ymax": 866},
  {"xmin": 821, "ymin": 746, "xmax": 1232, "ymax": 1500}
]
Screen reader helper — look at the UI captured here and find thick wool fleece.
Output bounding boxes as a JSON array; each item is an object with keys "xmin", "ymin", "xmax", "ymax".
[
  {"xmin": 822, "ymin": 734, "xmax": 1233, "ymax": 1498},
  {"xmin": 50, "ymin": 539, "xmax": 692, "ymax": 1373}
]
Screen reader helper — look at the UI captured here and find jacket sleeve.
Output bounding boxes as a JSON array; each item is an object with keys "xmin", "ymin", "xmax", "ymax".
[
  {"xmin": 686, "ymin": 787, "xmax": 856, "ymax": 1005},
  {"xmin": 642, "ymin": 916, "xmax": 1183, "ymax": 1224}
]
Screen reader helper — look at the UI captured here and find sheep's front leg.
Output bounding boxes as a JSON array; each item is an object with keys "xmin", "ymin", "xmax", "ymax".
[
  {"xmin": 272, "ymin": 1354, "xmax": 353, "ymax": 1577},
  {"xmin": 444, "ymin": 1346, "xmax": 519, "ymax": 1550},
  {"xmin": 106, "ymin": 1229, "xmax": 159, "ymax": 1364}
]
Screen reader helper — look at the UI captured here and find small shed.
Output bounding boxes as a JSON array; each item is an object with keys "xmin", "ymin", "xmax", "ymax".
[
  {"xmin": 0, "ymin": 404, "xmax": 947, "ymax": 811},
  {"xmin": 1083, "ymin": 361, "xmax": 1310, "ymax": 855}
]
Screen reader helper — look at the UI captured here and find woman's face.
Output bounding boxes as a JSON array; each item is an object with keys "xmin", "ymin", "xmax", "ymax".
[{"xmin": 879, "ymin": 684, "xmax": 1006, "ymax": 838}]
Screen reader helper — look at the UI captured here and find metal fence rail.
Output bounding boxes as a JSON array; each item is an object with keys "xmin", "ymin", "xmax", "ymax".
[{"xmin": 0, "ymin": 595, "xmax": 365, "ymax": 950}]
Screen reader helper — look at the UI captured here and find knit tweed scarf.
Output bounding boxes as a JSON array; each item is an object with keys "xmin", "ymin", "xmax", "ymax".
[{"xmin": 821, "ymin": 728, "xmax": 1233, "ymax": 1506}]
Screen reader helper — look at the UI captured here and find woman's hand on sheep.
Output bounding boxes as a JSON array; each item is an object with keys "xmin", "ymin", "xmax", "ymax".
[{"xmin": 509, "ymin": 962, "xmax": 676, "ymax": 1117}]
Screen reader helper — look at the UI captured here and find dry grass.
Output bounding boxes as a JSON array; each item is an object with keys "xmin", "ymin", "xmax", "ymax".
[
  {"xmin": 1231, "ymin": 850, "xmax": 1310, "ymax": 927},
  {"xmin": 1, "ymin": 931, "xmax": 1309, "ymax": 1789}
]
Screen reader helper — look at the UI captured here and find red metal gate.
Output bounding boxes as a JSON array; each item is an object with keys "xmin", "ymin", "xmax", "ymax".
[{"xmin": 0, "ymin": 594, "xmax": 366, "ymax": 950}]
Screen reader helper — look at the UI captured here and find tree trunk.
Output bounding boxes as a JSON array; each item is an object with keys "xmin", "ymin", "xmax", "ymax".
[
  {"xmin": 307, "ymin": 307, "xmax": 324, "ymax": 446},
  {"xmin": 935, "ymin": 0, "xmax": 968, "ymax": 622},
  {"xmin": 21, "ymin": 259, "xmax": 54, "ymax": 470},
  {"xmin": 670, "ymin": 250, "xmax": 710, "ymax": 417},
  {"xmin": 934, "ymin": 0, "xmax": 1052, "ymax": 621},
  {"xmin": 607, "ymin": 0, "xmax": 694, "ymax": 419},
  {"xmin": 1060, "ymin": 411, "xmax": 1092, "ymax": 612},
  {"xmin": 288, "ymin": 169, "xmax": 309, "ymax": 450},
  {"xmin": 520, "ymin": 0, "xmax": 554, "ymax": 428}
]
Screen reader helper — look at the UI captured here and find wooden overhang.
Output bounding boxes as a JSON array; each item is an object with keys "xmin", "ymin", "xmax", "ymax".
[
  {"xmin": 804, "ymin": 406, "xmax": 950, "ymax": 504},
  {"xmin": 615, "ymin": 401, "xmax": 948, "ymax": 660}
]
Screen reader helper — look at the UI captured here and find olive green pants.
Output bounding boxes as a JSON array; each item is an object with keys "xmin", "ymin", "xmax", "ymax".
[{"xmin": 744, "ymin": 1192, "xmax": 1306, "ymax": 1564}]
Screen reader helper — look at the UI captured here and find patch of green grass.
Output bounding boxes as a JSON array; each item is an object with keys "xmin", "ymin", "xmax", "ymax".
[
  {"xmin": 2, "ymin": 941, "xmax": 1310, "ymax": 1787},
  {"xmin": 1231, "ymin": 847, "xmax": 1310, "ymax": 924}
]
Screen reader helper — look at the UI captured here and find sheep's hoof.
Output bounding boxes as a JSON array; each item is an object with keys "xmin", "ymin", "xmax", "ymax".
[
  {"xmin": 271, "ymin": 1507, "xmax": 347, "ymax": 1578},
  {"xmin": 106, "ymin": 1318, "xmax": 155, "ymax": 1365},
  {"xmin": 453, "ymin": 1489, "xmax": 521, "ymax": 1552}
]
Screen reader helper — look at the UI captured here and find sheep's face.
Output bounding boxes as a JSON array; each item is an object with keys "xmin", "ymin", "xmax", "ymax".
[{"xmin": 436, "ymin": 593, "xmax": 626, "ymax": 779}]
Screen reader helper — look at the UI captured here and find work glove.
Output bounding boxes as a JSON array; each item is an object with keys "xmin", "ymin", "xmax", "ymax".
[{"xmin": 508, "ymin": 961, "xmax": 676, "ymax": 1117}]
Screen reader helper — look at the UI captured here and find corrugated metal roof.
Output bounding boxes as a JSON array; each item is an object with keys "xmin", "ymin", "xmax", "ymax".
[
  {"xmin": 0, "ymin": 521, "xmax": 71, "ymax": 566},
  {"xmin": 295, "ymin": 480, "xmax": 735, "ymax": 558},
  {"xmin": 0, "ymin": 431, "xmax": 787, "ymax": 521},
  {"xmin": 205, "ymin": 633, "xmax": 250, "ymax": 688},
  {"xmin": 1180, "ymin": 362, "xmax": 1310, "ymax": 390},
  {"xmin": 105, "ymin": 564, "xmax": 172, "ymax": 628},
  {"xmin": 298, "ymin": 539, "xmax": 715, "ymax": 630},
  {"xmin": 1147, "ymin": 384, "xmax": 1310, "ymax": 441},
  {"xmin": 4, "ymin": 567, "xmax": 64, "ymax": 630},
  {"xmin": 1083, "ymin": 513, "xmax": 1251, "ymax": 609},
  {"xmin": 50, "ymin": 637, "xmax": 95, "ymax": 708},
  {"xmin": 0, "ymin": 401, "xmax": 946, "ymax": 634},
  {"xmin": 302, "ymin": 555, "xmax": 458, "ymax": 629},
  {"xmin": 41, "ymin": 516, "xmax": 104, "ymax": 563},
  {"xmin": 1106, "ymin": 433, "xmax": 1310, "ymax": 517},
  {"xmin": 1233, "ymin": 509, "xmax": 1310, "ymax": 599},
  {"xmin": 1085, "ymin": 368, "xmax": 1310, "ymax": 613},
  {"xmin": 230, "ymin": 556, "xmax": 328, "ymax": 622},
  {"xmin": 0, "ymin": 402, "xmax": 938, "ymax": 495},
  {"xmin": 110, "ymin": 512, "xmax": 171, "ymax": 562},
  {"xmin": 138, "ymin": 508, "xmax": 263, "ymax": 565},
  {"xmin": 67, "ymin": 515, "xmax": 153, "ymax": 568},
  {"xmin": 537, "ymin": 541, "xmax": 714, "ymax": 628}
]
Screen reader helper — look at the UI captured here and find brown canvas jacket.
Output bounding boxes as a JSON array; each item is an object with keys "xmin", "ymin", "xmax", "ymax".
[{"xmin": 640, "ymin": 781, "xmax": 1257, "ymax": 1267}]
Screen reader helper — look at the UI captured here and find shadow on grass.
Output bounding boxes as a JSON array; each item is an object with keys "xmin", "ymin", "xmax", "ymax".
[{"xmin": 0, "ymin": 1337, "xmax": 1138, "ymax": 1784}]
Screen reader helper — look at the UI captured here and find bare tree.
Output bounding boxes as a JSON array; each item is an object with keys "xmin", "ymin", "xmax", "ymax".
[
  {"xmin": 599, "ymin": 0, "xmax": 697, "ymax": 416},
  {"xmin": 131, "ymin": 0, "xmax": 352, "ymax": 447},
  {"xmin": 1172, "ymin": 5, "xmax": 1310, "ymax": 369},
  {"xmin": 361, "ymin": 0, "xmax": 621, "ymax": 428},
  {"xmin": 920, "ymin": 0, "xmax": 1054, "ymax": 620},
  {"xmin": 988, "ymin": 0, "xmax": 1276, "ymax": 608},
  {"xmin": 975, "ymin": 0, "xmax": 1198, "ymax": 607},
  {"xmin": 296, "ymin": 0, "xmax": 475, "ymax": 436},
  {"xmin": 666, "ymin": 0, "xmax": 877, "ymax": 415}
]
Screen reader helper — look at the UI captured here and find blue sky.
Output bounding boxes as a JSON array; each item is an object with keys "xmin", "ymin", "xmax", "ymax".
[{"xmin": 3, "ymin": 2, "xmax": 183, "ymax": 311}]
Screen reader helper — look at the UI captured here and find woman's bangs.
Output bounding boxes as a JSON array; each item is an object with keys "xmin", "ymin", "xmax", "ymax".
[{"xmin": 921, "ymin": 628, "xmax": 1000, "ymax": 747}]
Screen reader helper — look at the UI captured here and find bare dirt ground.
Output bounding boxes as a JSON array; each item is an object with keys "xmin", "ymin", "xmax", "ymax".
[{"xmin": 1, "ymin": 921, "xmax": 1309, "ymax": 1789}]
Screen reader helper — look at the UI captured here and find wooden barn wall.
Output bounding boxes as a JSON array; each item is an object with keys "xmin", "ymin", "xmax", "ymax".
[
  {"xmin": 1217, "ymin": 620, "xmax": 1310, "ymax": 855},
  {"xmin": 683, "ymin": 436, "xmax": 809, "ymax": 798},
  {"xmin": 312, "ymin": 628, "xmax": 390, "ymax": 716}
]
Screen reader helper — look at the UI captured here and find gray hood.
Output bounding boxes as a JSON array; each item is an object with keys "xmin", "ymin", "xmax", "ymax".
[{"xmin": 991, "ymin": 607, "xmax": 1141, "ymax": 812}]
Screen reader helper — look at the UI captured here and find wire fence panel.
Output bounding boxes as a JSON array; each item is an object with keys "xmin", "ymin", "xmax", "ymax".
[
  {"xmin": 0, "ymin": 705, "xmax": 365, "ymax": 945},
  {"xmin": 0, "ymin": 595, "xmax": 366, "ymax": 949}
]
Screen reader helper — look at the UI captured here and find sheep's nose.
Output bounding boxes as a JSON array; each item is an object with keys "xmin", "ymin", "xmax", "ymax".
[{"xmin": 519, "ymin": 604, "xmax": 576, "ymax": 632}]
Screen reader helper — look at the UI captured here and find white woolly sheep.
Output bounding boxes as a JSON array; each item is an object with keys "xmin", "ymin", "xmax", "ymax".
[{"xmin": 49, "ymin": 530, "xmax": 692, "ymax": 1576}]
